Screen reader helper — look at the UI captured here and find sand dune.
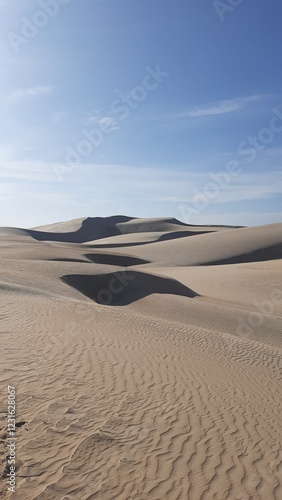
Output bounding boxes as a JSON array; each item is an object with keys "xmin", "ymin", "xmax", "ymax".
[
  {"xmin": 84, "ymin": 229, "xmax": 230, "ymax": 248},
  {"xmin": 0, "ymin": 217, "xmax": 281, "ymax": 499},
  {"xmin": 102, "ymin": 222, "xmax": 282, "ymax": 266},
  {"xmin": 30, "ymin": 216, "xmax": 189, "ymax": 243},
  {"xmin": 3, "ymin": 215, "xmax": 238, "ymax": 245}
]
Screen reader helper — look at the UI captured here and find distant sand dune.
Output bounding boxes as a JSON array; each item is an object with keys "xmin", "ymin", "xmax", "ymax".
[
  {"xmin": 3, "ymin": 215, "xmax": 238, "ymax": 244},
  {"xmin": 30, "ymin": 216, "xmax": 192, "ymax": 243},
  {"xmin": 102, "ymin": 222, "xmax": 282, "ymax": 266},
  {"xmin": 85, "ymin": 229, "xmax": 221, "ymax": 249}
]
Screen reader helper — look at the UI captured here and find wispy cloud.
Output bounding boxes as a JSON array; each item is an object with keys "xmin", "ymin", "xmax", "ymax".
[
  {"xmin": 9, "ymin": 86, "xmax": 55, "ymax": 100},
  {"xmin": 0, "ymin": 161, "xmax": 58, "ymax": 183},
  {"xmin": 1, "ymin": 159, "xmax": 282, "ymax": 202},
  {"xmin": 86, "ymin": 114, "xmax": 119, "ymax": 130},
  {"xmin": 178, "ymin": 94, "xmax": 267, "ymax": 118}
]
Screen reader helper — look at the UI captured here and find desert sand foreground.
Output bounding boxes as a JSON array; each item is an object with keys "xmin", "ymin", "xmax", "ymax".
[{"xmin": 0, "ymin": 216, "xmax": 282, "ymax": 499}]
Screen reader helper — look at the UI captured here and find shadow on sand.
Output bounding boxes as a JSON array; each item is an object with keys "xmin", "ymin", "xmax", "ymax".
[{"xmin": 61, "ymin": 271, "xmax": 198, "ymax": 305}]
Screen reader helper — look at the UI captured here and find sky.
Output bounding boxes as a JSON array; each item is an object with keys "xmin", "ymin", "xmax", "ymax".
[{"xmin": 1, "ymin": 0, "xmax": 282, "ymax": 227}]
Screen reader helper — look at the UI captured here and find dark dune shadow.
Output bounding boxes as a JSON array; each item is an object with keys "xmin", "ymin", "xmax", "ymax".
[
  {"xmin": 85, "ymin": 254, "xmax": 149, "ymax": 267},
  {"xmin": 47, "ymin": 258, "xmax": 89, "ymax": 263},
  {"xmin": 61, "ymin": 271, "xmax": 198, "ymax": 305},
  {"xmin": 86, "ymin": 242, "xmax": 149, "ymax": 249}
]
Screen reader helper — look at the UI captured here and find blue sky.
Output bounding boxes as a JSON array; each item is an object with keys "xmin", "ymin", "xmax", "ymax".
[{"xmin": 1, "ymin": 0, "xmax": 282, "ymax": 227}]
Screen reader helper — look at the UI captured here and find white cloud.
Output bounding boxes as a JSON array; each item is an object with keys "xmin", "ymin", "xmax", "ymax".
[
  {"xmin": 178, "ymin": 94, "xmax": 267, "ymax": 118},
  {"xmin": 1, "ymin": 160, "xmax": 281, "ymax": 204},
  {"xmin": 0, "ymin": 161, "xmax": 57, "ymax": 183},
  {"xmin": 86, "ymin": 115, "xmax": 119, "ymax": 130},
  {"xmin": 99, "ymin": 116, "xmax": 119, "ymax": 130},
  {"xmin": 9, "ymin": 86, "xmax": 55, "ymax": 100}
]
